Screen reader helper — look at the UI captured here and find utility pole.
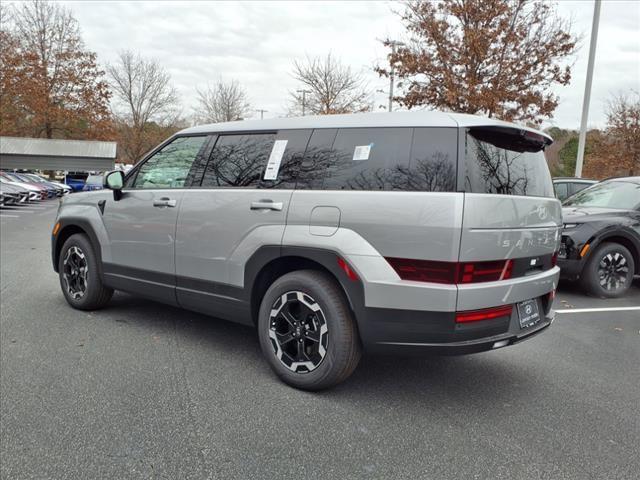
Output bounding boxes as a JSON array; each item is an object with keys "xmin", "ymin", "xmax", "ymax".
[
  {"xmin": 296, "ymin": 89, "xmax": 312, "ymax": 116},
  {"xmin": 256, "ymin": 109, "xmax": 268, "ymax": 120},
  {"xmin": 575, "ymin": 0, "xmax": 601, "ymax": 178},
  {"xmin": 385, "ymin": 40, "xmax": 405, "ymax": 112}
]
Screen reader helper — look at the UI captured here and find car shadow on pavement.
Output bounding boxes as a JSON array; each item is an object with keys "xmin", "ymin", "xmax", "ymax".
[{"xmin": 102, "ymin": 292, "xmax": 529, "ymax": 406}]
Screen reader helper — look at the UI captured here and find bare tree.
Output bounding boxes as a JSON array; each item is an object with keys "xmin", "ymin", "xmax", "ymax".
[
  {"xmin": 107, "ymin": 50, "xmax": 180, "ymax": 163},
  {"xmin": 195, "ymin": 79, "xmax": 251, "ymax": 123},
  {"xmin": 288, "ymin": 53, "xmax": 371, "ymax": 116}
]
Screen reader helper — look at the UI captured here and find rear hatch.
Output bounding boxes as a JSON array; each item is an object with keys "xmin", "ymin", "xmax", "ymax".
[{"xmin": 457, "ymin": 126, "xmax": 561, "ymax": 311}]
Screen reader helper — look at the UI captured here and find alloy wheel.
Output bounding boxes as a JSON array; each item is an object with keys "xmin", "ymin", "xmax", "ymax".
[
  {"xmin": 597, "ymin": 252, "xmax": 629, "ymax": 291},
  {"xmin": 62, "ymin": 246, "xmax": 88, "ymax": 299},
  {"xmin": 268, "ymin": 291, "xmax": 329, "ymax": 373}
]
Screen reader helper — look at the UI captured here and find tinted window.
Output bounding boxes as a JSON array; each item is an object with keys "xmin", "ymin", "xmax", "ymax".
[
  {"xmin": 297, "ymin": 129, "xmax": 338, "ymax": 189},
  {"xmin": 464, "ymin": 131, "xmax": 553, "ymax": 197},
  {"xmin": 201, "ymin": 134, "xmax": 275, "ymax": 188},
  {"xmin": 563, "ymin": 181, "xmax": 640, "ymax": 209},
  {"xmin": 300, "ymin": 128, "xmax": 412, "ymax": 190},
  {"xmin": 259, "ymin": 130, "xmax": 312, "ymax": 189},
  {"xmin": 132, "ymin": 136, "xmax": 207, "ymax": 189},
  {"xmin": 400, "ymin": 128, "xmax": 456, "ymax": 191},
  {"xmin": 570, "ymin": 182, "xmax": 591, "ymax": 196},
  {"xmin": 554, "ymin": 182, "xmax": 568, "ymax": 200}
]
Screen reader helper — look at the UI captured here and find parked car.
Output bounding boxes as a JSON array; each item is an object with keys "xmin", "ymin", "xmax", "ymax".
[
  {"xmin": 51, "ymin": 111, "xmax": 561, "ymax": 390},
  {"xmin": 64, "ymin": 173, "xmax": 88, "ymax": 192},
  {"xmin": 0, "ymin": 182, "xmax": 29, "ymax": 205},
  {"xmin": 553, "ymin": 177, "xmax": 597, "ymax": 201},
  {"xmin": 24, "ymin": 173, "xmax": 71, "ymax": 196},
  {"xmin": 3, "ymin": 171, "xmax": 55, "ymax": 198},
  {"xmin": 82, "ymin": 174, "xmax": 104, "ymax": 191},
  {"xmin": 559, "ymin": 177, "xmax": 640, "ymax": 297},
  {"xmin": 0, "ymin": 172, "xmax": 42, "ymax": 201}
]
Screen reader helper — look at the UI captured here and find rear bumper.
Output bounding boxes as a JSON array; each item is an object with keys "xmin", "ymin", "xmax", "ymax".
[{"xmin": 359, "ymin": 294, "xmax": 554, "ymax": 355}]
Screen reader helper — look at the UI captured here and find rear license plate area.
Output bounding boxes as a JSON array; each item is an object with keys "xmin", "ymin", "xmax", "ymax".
[{"xmin": 517, "ymin": 299, "xmax": 541, "ymax": 329}]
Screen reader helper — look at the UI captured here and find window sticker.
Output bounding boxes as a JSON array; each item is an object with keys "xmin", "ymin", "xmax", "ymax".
[
  {"xmin": 353, "ymin": 144, "xmax": 372, "ymax": 161},
  {"xmin": 263, "ymin": 139, "xmax": 288, "ymax": 180}
]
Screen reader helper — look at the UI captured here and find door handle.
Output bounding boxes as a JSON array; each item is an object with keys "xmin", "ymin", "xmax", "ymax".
[
  {"xmin": 153, "ymin": 197, "xmax": 177, "ymax": 208},
  {"xmin": 250, "ymin": 200, "xmax": 283, "ymax": 211}
]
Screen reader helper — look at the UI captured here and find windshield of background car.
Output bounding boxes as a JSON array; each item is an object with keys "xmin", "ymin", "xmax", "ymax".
[
  {"xmin": 86, "ymin": 175, "xmax": 103, "ymax": 186},
  {"xmin": 563, "ymin": 181, "xmax": 640, "ymax": 209},
  {"xmin": 464, "ymin": 130, "xmax": 554, "ymax": 197}
]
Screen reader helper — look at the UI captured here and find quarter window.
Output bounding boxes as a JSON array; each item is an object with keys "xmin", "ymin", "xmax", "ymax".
[{"xmin": 131, "ymin": 136, "xmax": 207, "ymax": 189}]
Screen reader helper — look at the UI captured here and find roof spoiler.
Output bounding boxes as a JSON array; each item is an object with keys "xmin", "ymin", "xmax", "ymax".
[{"xmin": 468, "ymin": 126, "xmax": 553, "ymax": 153}]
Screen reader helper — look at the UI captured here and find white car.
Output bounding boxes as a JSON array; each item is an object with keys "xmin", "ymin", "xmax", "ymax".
[{"xmin": 0, "ymin": 174, "xmax": 41, "ymax": 201}]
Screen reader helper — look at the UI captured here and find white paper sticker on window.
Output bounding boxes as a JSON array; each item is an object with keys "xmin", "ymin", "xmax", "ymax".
[
  {"xmin": 353, "ymin": 144, "xmax": 372, "ymax": 161},
  {"xmin": 263, "ymin": 139, "xmax": 288, "ymax": 180}
]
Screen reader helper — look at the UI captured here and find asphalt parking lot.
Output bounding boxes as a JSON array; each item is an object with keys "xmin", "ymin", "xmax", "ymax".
[{"xmin": 1, "ymin": 202, "xmax": 639, "ymax": 480}]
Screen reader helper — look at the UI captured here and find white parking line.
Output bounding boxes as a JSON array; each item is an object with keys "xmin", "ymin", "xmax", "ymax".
[
  {"xmin": 0, "ymin": 214, "xmax": 20, "ymax": 218},
  {"xmin": 556, "ymin": 306, "xmax": 640, "ymax": 314}
]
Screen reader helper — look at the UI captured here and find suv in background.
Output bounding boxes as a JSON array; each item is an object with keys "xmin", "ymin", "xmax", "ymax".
[
  {"xmin": 51, "ymin": 111, "xmax": 561, "ymax": 390},
  {"xmin": 553, "ymin": 177, "xmax": 597, "ymax": 201},
  {"xmin": 559, "ymin": 177, "xmax": 640, "ymax": 297}
]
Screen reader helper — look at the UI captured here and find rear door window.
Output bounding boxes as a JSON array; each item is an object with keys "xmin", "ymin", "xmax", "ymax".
[
  {"xmin": 200, "ymin": 133, "xmax": 276, "ymax": 188},
  {"xmin": 464, "ymin": 129, "xmax": 554, "ymax": 197}
]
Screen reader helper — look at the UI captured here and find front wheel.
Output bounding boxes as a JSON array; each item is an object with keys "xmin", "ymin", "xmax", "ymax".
[
  {"xmin": 581, "ymin": 242, "xmax": 635, "ymax": 298},
  {"xmin": 258, "ymin": 270, "xmax": 361, "ymax": 390},
  {"xmin": 58, "ymin": 233, "xmax": 113, "ymax": 310}
]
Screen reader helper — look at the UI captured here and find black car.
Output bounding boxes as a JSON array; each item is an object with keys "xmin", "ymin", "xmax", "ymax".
[{"xmin": 559, "ymin": 177, "xmax": 640, "ymax": 297}]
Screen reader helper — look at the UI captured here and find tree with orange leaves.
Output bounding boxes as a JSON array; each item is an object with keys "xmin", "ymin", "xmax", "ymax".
[
  {"xmin": 584, "ymin": 92, "xmax": 640, "ymax": 178},
  {"xmin": 0, "ymin": 0, "xmax": 112, "ymax": 140},
  {"xmin": 377, "ymin": 0, "xmax": 577, "ymax": 125}
]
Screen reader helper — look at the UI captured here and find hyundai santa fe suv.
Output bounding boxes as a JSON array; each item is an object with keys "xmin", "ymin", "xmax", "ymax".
[{"xmin": 51, "ymin": 111, "xmax": 561, "ymax": 390}]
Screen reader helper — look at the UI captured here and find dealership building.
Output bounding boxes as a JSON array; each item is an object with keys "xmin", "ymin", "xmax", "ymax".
[{"xmin": 0, "ymin": 136, "xmax": 117, "ymax": 172}]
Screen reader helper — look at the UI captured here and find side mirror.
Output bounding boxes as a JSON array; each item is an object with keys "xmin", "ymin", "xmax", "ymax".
[{"xmin": 104, "ymin": 170, "xmax": 124, "ymax": 200}]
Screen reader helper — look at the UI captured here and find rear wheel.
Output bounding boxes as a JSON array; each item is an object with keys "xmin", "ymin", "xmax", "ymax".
[
  {"xmin": 258, "ymin": 270, "xmax": 361, "ymax": 390},
  {"xmin": 58, "ymin": 233, "xmax": 113, "ymax": 310},
  {"xmin": 581, "ymin": 242, "xmax": 635, "ymax": 298}
]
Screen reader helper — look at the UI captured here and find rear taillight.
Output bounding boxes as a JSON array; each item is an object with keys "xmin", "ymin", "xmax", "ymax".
[
  {"xmin": 551, "ymin": 252, "xmax": 558, "ymax": 266},
  {"xmin": 383, "ymin": 258, "xmax": 457, "ymax": 284},
  {"xmin": 455, "ymin": 304, "xmax": 513, "ymax": 323},
  {"xmin": 385, "ymin": 258, "xmax": 513, "ymax": 284}
]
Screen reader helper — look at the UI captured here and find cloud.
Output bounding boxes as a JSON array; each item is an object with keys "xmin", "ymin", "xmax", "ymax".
[{"xmin": 62, "ymin": 0, "xmax": 639, "ymax": 128}]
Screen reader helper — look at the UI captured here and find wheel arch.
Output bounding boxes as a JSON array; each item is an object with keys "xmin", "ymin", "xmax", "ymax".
[
  {"xmin": 588, "ymin": 229, "xmax": 640, "ymax": 274},
  {"xmin": 52, "ymin": 219, "xmax": 103, "ymax": 276},
  {"xmin": 245, "ymin": 246, "xmax": 365, "ymax": 330}
]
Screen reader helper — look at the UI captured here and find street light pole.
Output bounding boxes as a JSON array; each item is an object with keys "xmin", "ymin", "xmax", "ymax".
[
  {"xmin": 296, "ymin": 89, "xmax": 312, "ymax": 116},
  {"xmin": 386, "ymin": 40, "xmax": 405, "ymax": 112},
  {"xmin": 575, "ymin": 0, "xmax": 601, "ymax": 178},
  {"xmin": 256, "ymin": 109, "xmax": 268, "ymax": 120}
]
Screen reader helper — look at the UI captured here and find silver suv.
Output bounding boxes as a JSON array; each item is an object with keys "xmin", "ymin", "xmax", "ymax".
[{"xmin": 51, "ymin": 111, "xmax": 561, "ymax": 390}]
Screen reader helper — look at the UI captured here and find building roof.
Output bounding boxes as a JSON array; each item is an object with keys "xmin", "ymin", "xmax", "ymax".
[
  {"xmin": 179, "ymin": 110, "xmax": 553, "ymax": 144},
  {"xmin": 0, "ymin": 136, "xmax": 117, "ymax": 159}
]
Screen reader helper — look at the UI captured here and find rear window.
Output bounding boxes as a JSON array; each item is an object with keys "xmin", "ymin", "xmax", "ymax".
[{"xmin": 464, "ymin": 129, "xmax": 553, "ymax": 197}]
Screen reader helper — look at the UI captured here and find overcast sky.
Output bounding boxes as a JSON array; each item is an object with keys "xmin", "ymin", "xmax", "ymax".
[{"xmin": 61, "ymin": 0, "xmax": 640, "ymax": 129}]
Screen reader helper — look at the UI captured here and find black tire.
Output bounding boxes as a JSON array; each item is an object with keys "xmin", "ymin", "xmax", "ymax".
[
  {"xmin": 581, "ymin": 242, "xmax": 635, "ymax": 298},
  {"xmin": 258, "ymin": 270, "xmax": 361, "ymax": 390},
  {"xmin": 58, "ymin": 233, "xmax": 113, "ymax": 310}
]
